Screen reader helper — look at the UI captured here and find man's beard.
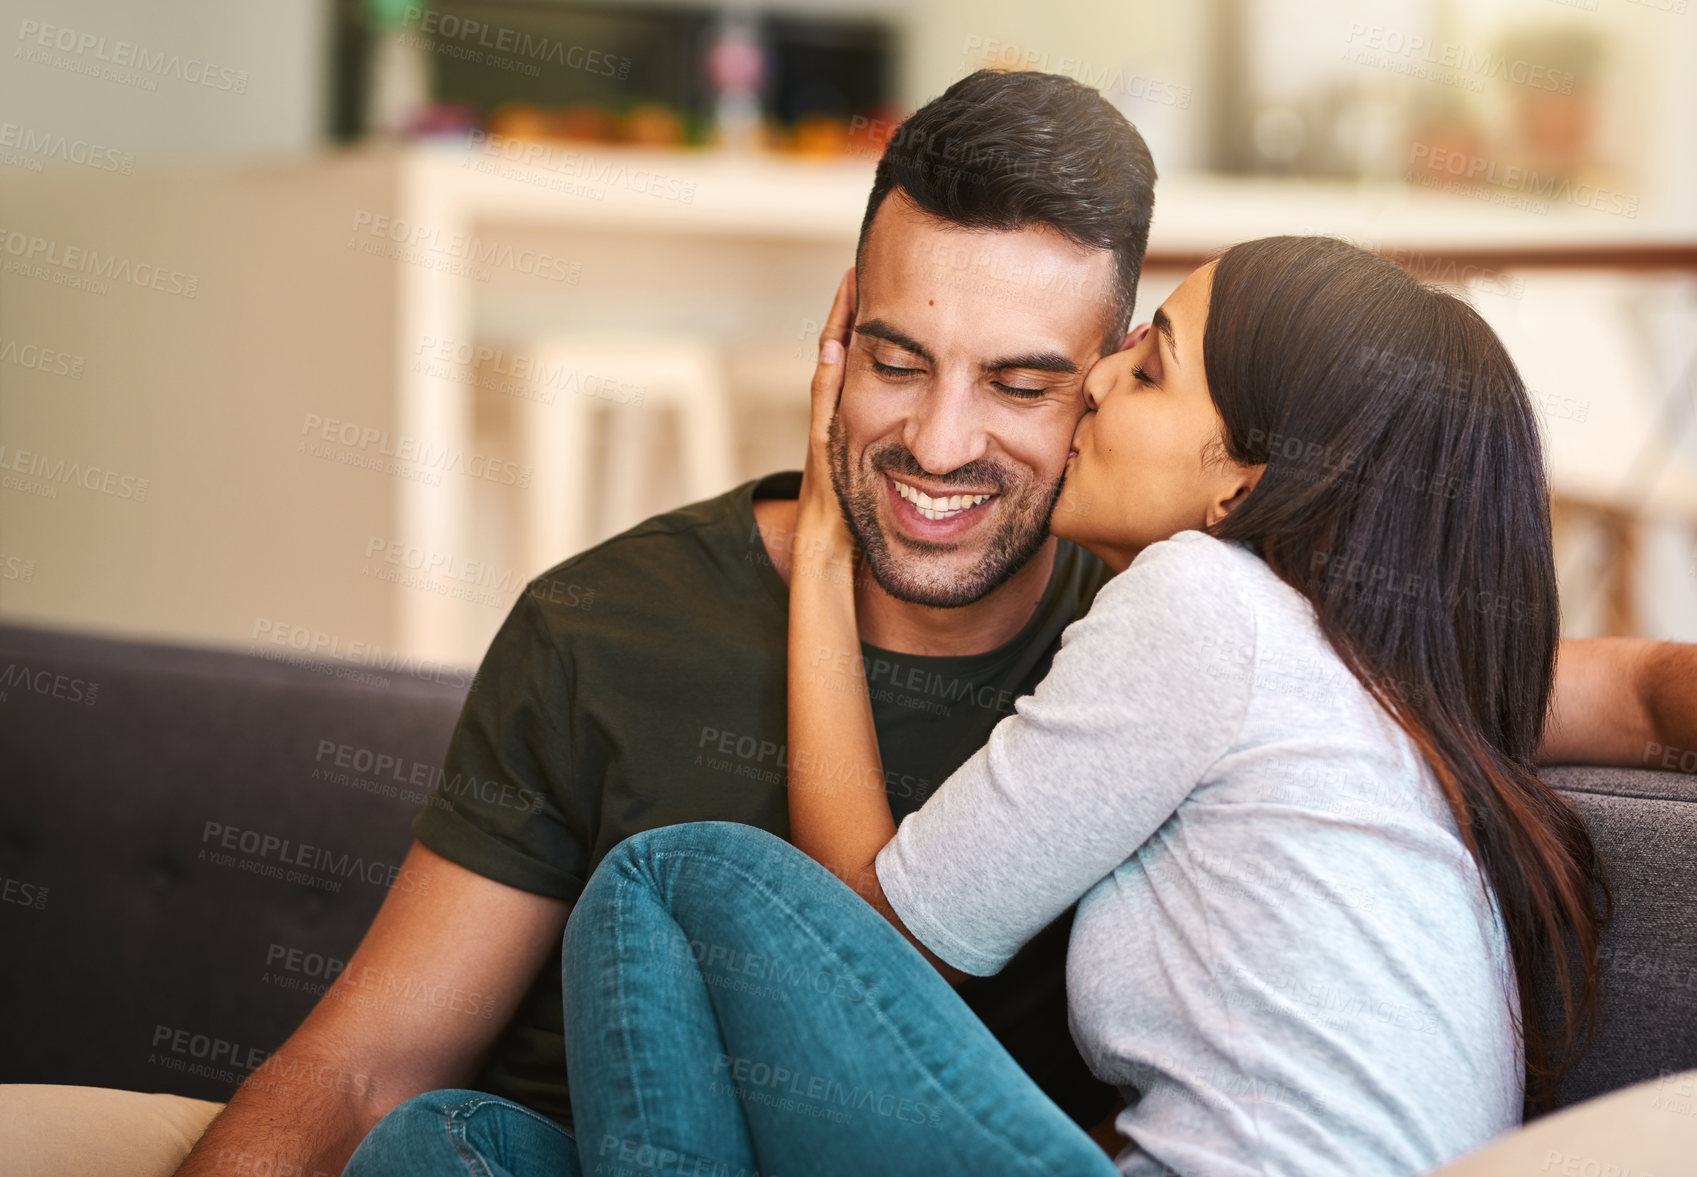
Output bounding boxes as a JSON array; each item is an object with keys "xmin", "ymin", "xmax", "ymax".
[{"xmin": 826, "ymin": 411, "xmax": 1064, "ymax": 609}]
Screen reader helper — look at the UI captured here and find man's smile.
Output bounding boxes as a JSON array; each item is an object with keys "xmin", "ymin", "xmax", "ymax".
[{"xmin": 884, "ymin": 474, "xmax": 998, "ymax": 527}]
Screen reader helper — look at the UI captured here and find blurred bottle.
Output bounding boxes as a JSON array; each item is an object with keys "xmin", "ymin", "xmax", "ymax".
[
  {"xmin": 365, "ymin": 0, "xmax": 430, "ymax": 140},
  {"xmin": 705, "ymin": 6, "xmax": 766, "ymax": 153}
]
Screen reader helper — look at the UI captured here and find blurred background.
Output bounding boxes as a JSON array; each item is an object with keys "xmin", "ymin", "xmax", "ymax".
[{"xmin": 2, "ymin": 0, "xmax": 1694, "ymax": 671}]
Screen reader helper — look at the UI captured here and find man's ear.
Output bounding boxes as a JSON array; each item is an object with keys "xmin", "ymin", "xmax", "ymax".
[
  {"xmin": 1205, "ymin": 464, "xmax": 1266, "ymax": 529},
  {"xmin": 1120, "ymin": 323, "xmax": 1151, "ymax": 352}
]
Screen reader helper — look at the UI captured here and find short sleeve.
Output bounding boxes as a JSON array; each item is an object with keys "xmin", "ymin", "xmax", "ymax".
[
  {"xmin": 875, "ymin": 532, "xmax": 1258, "ymax": 976},
  {"xmin": 412, "ymin": 586, "xmax": 588, "ymax": 901}
]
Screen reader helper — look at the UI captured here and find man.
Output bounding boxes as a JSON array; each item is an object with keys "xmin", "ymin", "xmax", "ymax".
[{"xmin": 174, "ymin": 70, "xmax": 1697, "ymax": 1177}]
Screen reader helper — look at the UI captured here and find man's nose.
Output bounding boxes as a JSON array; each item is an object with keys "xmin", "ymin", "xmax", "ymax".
[{"xmin": 903, "ymin": 385, "xmax": 989, "ymax": 476}]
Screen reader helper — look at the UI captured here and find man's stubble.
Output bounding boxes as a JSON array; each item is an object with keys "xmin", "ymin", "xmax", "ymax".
[{"xmin": 826, "ymin": 409, "xmax": 1066, "ymax": 610}]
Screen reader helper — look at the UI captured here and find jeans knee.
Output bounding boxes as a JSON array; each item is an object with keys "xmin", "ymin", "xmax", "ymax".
[
  {"xmin": 345, "ymin": 1089, "xmax": 479, "ymax": 1175},
  {"xmin": 632, "ymin": 821, "xmax": 795, "ymax": 869},
  {"xmin": 364, "ymin": 1087, "xmax": 479, "ymax": 1138},
  {"xmin": 349, "ymin": 1089, "xmax": 577, "ymax": 1177},
  {"xmin": 570, "ymin": 822, "xmax": 799, "ymax": 958},
  {"xmin": 593, "ymin": 822, "xmax": 782, "ymax": 894}
]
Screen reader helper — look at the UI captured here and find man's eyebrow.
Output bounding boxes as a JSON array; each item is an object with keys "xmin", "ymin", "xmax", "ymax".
[
  {"xmin": 854, "ymin": 320, "xmax": 934, "ymax": 365},
  {"xmin": 1152, "ymin": 307, "xmax": 1178, "ymax": 364},
  {"xmin": 983, "ymin": 351, "xmax": 1079, "ymax": 376},
  {"xmin": 855, "ymin": 319, "xmax": 1078, "ymax": 376}
]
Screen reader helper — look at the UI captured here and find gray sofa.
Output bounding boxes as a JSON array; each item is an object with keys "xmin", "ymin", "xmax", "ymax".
[{"xmin": 0, "ymin": 621, "xmax": 1693, "ymax": 1115}]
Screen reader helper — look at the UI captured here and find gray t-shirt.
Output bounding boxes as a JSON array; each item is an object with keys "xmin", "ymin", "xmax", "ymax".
[{"xmin": 876, "ymin": 530, "xmax": 1523, "ymax": 1177}]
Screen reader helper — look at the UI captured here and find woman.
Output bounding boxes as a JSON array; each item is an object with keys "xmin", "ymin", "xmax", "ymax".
[{"xmin": 560, "ymin": 237, "xmax": 1605, "ymax": 1176}]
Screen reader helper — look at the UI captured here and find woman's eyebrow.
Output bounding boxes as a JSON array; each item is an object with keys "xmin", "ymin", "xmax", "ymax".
[{"xmin": 1152, "ymin": 307, "xmax": 1178, "ymax": 365}]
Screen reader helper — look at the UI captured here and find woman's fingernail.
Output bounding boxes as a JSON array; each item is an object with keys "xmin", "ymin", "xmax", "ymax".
[{"xmin": 821, "ymin": 339, "xmax": 843, "ymax": 365}]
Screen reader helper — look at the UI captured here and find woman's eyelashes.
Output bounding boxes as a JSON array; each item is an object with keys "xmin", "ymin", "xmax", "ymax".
[{"xmin": 1132, "ymin": 365, "xmax": 1154, "ymax": 384}]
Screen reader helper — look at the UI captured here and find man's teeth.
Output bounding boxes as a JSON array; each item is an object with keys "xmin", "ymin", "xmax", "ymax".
[{"xmin": 893, "ymin": 480, "xmax": 992, "ymax": 520}]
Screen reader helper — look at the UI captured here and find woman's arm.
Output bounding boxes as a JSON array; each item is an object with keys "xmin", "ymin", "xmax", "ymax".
[{"xmin": 785, "ymin": 269, "xmax": 964, "ymax": 979}]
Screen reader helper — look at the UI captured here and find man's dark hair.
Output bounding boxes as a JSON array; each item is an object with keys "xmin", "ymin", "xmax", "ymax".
[{"xmin": 855, "ymin": 69, "xmax": 1157, "ymax": 350}]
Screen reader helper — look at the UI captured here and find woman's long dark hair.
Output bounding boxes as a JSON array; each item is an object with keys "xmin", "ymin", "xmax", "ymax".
[{"xmin": 1202, "ymin": 236, "xmax": 1607, "ymax": 1114}]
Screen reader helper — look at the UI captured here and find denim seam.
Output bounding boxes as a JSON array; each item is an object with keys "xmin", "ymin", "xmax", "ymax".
[
  {"xmin": 450, "ymin": 1093, "xmax": 575, "ymax": 1136},
  {"xmin": 611, "ymin": 872, "xmax": 655, "ymax": 1135},
  {"xmin": 442, "ymin": 1094, "xmax": 572, "ymax": 1176},
  {"xmin": 649, "ymin": 843, "xmax": 1089, "ymax": 1177},
  {"xmin": 442, "ymin": 1096, "xmax": 495, "ymax": 1177}
]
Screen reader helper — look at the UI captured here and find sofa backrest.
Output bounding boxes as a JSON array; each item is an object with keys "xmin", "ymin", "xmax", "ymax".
[
  {"xmin": 1, "ymin": 623, "xmax": 1693, "ymax": 1115},
  {"xmin": 0, "ymin": 622, "xmax": 469, "ymax": 1102},
  {"xmin": 1536, "ymin": 765, "xmax": 1697, "ymax": 1110}
]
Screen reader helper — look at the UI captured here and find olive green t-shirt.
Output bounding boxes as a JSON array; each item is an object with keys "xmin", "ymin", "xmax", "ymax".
[{"xmin": 412, "ymin": 469, "xmax": 1116, "ymax": 1131}]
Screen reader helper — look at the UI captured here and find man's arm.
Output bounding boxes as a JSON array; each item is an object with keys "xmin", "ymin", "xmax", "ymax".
[
  {"xmin": 173, "ymin": 840, "xmax": 570, "ymax": 1177},
  {"xmin": 1540, "ymin": 637, "xmax": 1697, "ymax": 768}
]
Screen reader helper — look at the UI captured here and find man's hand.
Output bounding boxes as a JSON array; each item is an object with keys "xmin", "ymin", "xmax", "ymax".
[{"xmin": 1541, "ymin": 637, "xmax": 1697, "ymax": 768}]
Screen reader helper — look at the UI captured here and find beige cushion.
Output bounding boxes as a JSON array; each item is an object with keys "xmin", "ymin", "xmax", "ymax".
[
  {"xmin": 1, "ymin": 1073, "xmax": 1692, "ymax": 1175},
  {"xmin": 1428, "ymin": 1069, "xmax": 1697, "ymax": 1175},
  {"xmin": 0, "ymin": 1085, "xmax": 223, "ymax": 1177}
]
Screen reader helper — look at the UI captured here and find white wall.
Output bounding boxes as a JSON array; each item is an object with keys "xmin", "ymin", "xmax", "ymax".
[{"xmin": 0, "ymin": 0, "xmax": 329, "ymax": 169}]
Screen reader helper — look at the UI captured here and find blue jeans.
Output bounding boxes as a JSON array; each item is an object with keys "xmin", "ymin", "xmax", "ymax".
[
  {"xmin": 344, "ymin": 1088, "xmax": 581, "ymax": 1176},
  {"xmin": 562, "ymin": 821, "xmax": 1121, "ymax": 1177}
]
